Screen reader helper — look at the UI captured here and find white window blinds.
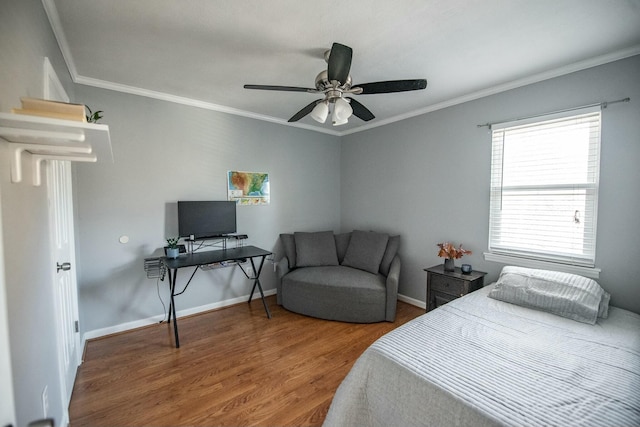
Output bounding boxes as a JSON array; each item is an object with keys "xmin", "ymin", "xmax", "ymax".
[{"xmin": 488, "ymin": 107, "xmax": 601, "ymax": 267}]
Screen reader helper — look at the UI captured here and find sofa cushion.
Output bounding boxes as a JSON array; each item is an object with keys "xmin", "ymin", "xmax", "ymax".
[
  {"xmin": 379, "ymin": 235, "xmax": 400, "ymax": 276},
  {"xmin": 342, "ymin": 230, "xmax": 389, "ymax": 274},
  {"xmin": 280, "ymin": 233, "xmax": 296, "ymax": 269},
  {"xmin": 334, "ymin": 232, "xmax": 351, "ymax": 264},
  {"xmin": 294, "ymin": 231, "xmax": 339, "ymax": 267},
  {"xmin": 282, "ymin": 266, "xmax": 386, "ymax": 323}
]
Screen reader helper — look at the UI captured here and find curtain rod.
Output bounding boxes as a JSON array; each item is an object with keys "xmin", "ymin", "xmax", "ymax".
[{"xmin": 477, "ymin": 97, "xmax": 630, "ymax": 128}]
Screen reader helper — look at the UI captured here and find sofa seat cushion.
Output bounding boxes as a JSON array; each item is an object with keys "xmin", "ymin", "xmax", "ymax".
[{"xmin": 281, "ymin": 266, "xmax": 387, "ymax": 323}]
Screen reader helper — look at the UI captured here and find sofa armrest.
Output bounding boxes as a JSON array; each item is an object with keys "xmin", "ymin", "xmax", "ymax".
[
  {"xmin": 385, "ymin": 255, "xmax": 401, "ymax": 321},
  {"xmin": 275, "ymin": 257, "xmax": 291, "ymax": 305}
]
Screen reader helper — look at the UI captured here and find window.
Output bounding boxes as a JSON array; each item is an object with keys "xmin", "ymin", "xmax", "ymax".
[{"xmin": 488, "ymin": 107, "xmax": 601, "ymax": 268}]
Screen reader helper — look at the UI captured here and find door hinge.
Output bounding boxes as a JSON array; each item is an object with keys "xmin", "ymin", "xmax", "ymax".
[{"xmin": 74, "ymin": 320, "xmax": 79, "ymax": 333}]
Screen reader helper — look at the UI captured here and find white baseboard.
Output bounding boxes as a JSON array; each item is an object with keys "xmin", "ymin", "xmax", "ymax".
[
  {"xmin": 81, "ymin": 289, "xmax": 277, "ymax": 350},
  {"xmin": 398, "ymin": 293, "xmax": 426, "ymax": 310},
  {"xmin": 81, "ymin": 289, "xmax": 423, "ymax": 354}
]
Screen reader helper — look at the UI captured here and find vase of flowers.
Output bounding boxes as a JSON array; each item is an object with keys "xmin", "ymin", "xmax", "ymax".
[
  {"xmin": 437, "ymin": 242, "xmax": 472, "ymax": 272},
  {"xmin": 443, "ymin": 258, "xmax": 455, "ymax": 272}
]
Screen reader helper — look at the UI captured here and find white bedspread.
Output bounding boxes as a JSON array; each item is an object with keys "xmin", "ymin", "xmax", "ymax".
[{"xmin": 324, "ymin": 285, "xmax": 640, "ymax": 427}]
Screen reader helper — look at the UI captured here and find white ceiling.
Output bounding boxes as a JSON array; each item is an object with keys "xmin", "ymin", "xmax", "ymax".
[{"xmin": 45, "ymin": 0, "xmax": 640, "ymax": 135}]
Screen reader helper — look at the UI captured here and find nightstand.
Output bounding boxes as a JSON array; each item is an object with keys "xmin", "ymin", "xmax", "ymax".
[{"xmin": 424, "ymin": 264, "xmax": 487, "ymax": 312}]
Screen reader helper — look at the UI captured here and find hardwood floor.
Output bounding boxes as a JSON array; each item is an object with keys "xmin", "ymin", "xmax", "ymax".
[{"xmin": 69, "ymin": 296, "xmax": 424, "ymax": 426}]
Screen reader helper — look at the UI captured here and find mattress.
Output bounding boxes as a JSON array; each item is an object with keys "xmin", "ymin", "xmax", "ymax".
[{"xmin": 323, "ymin": 284, "xmax": 640, "ymax": 427}]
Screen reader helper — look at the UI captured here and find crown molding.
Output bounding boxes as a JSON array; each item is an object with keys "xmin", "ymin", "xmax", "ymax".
[
  {"xmin": 42, "ymin": 0, "xmax": 639, "ymax": 137},
  {"xmin": 42, "ymin": 0, "xmax": 340, "ymax": 136},
  {"xmin": 73, "ymin": 75, "xmax": 342, "ymax": 136},
  {"xmin": 340, "ymin": 45, "xmax": 640, "ymax": 136},
  {"xmin": 42, "ymin": 0, "xmax": 78, "ymax": 80}
]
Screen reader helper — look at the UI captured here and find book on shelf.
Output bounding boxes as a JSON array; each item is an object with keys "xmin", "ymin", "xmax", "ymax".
[
  {"xmin": 11, "ymin": 108, "xmax": 88, "ymax": 122},
  {"xmin": 12, "ymin": 97, "xmax": 86, "ymax": 122}
]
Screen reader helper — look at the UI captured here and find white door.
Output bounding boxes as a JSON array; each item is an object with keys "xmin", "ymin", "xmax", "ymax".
[
  {"xmin": 44, "ymin": 57, "xmax": 81, "ymax": 414},
  {"xmin": 48, "ymin": 160, "xmax": 81, "ymax": 407},
  {"xmin": 0, "ymin": 192, "xmax": 17, "ymax": 427}
]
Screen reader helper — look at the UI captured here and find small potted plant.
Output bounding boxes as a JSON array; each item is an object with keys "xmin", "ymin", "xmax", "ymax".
[
  {"xmin": 85, "ymin": 106, "xmax": 103, "ymax": 123},
  {"xmin": 437, "ymin": 242, "xmax": 472, "ymax": 272},
  {"xmin": 166, "ymin": 237, "xmax": 180, "ymax": 259}
]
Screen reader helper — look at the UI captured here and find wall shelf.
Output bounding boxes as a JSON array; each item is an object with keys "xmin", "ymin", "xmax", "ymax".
[{"xmin": 0, "ymin": 112, "xmax": 112, "ymax": 186}]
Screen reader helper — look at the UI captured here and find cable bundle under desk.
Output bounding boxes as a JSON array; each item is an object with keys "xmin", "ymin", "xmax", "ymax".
[{"xmin": 199, "ymin": 258, "xmax": 247, "ymax": 271}]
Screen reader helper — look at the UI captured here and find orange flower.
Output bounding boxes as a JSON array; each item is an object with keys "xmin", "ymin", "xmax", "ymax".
[{"xmin": 437, "ymin": 242, "xmax": 472, "ymax": 259}]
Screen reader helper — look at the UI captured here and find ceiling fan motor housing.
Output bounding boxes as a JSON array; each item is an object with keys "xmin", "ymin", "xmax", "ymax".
[{"xmin": 315, "ymin": 70, "xmax": 352, "ymax": 102}]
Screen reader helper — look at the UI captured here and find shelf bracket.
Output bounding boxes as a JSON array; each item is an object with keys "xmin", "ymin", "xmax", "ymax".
[
  {"xmin": 31, "ymin": 153, "xmax": 97, "ymax": 186},
  {"xmin": 9, "ymin": 142, "xmax": 94, "ymax": 185}
]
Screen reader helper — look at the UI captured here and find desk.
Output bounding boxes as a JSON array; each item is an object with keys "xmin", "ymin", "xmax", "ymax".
[{"xmin": 163, "ymin": 245, "xmax": 272, "ymax": 348}]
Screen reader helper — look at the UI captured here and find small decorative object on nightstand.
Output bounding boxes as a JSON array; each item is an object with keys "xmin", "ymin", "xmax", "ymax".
[
  {"xmin": 424, "ymin": 264, "xmax": 486, "ymax": 312},
  {"xmin": 436, "ymin": 242, "xmax": 472, "ymax": 272},
  {"xmin": 461, "ymin": 263, "xmax": 472, "ymax": 274}
]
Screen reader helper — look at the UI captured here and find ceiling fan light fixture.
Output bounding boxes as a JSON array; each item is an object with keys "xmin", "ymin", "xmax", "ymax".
[
  {"xmin": 332, "ymin": 97, "xmax": 353, "ymax": 126},
  {"xmin": 310, "ymin": 101, "xmax": 329, "ymax": 123},
  {"xmin": 332, "ymin": 116, "xmax": 349, "ymax": 126}
]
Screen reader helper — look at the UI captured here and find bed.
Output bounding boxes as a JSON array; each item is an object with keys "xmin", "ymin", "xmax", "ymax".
[{"xmin": 323, "ymin": 267, "xmax": 640, "ymax": 427}]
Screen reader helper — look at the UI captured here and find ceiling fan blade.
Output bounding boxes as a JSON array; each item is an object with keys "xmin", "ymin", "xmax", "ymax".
[
  {"xmin": 327, "ymin": 43, "xmax": 352, "ymax": 83},
  {"xmin": 244, "ymin": 84, "xmax": 317, "ymax": 93},
  {"xmin": 355, "ymin": 79, "xmax": 427, "ymax": 94},
  {"xmin": 288, "ymin": 99, "xmax": 323, "ymax": 122},
  {"xmin": 346, "ymin": 97, "xmax": 375, "ymax": 121}
]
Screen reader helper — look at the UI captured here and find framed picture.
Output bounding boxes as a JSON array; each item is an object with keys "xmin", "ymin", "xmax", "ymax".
[{"xmin": 227, "ymin": 171, "xmax": 270, "ymax": 205}]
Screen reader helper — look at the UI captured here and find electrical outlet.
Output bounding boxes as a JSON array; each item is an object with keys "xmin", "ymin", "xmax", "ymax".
[{"xmin": 41, "ymin": 385, "xmax": 49, "ymax": 418}]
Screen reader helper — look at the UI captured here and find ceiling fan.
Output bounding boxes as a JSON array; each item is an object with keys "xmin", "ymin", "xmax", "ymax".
[{"xmin": 244, "ymin": 43, "xmax": 427, "ymax": 126}]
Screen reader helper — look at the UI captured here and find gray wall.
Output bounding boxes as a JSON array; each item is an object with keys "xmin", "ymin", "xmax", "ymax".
[
  {"xmin": 72, "ymin": 85, "xmax": 341, "ymax": 335},
  {"xmin": 0, "ymin": 1, "xmax": 76, "ymax": 426},
  {"xmin": 341, "ymin": 55, "xmax": 640, "ymax": 313}
]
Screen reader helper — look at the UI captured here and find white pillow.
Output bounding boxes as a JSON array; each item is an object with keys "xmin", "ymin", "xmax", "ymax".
[{"xmin": 488, "ymin": 266, "xmax": 610, "ymax": 324}]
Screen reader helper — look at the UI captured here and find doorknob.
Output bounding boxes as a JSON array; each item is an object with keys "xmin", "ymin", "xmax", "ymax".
[{"xmin": 57, "ymin": 262, "xmax": 71, "ymax": 273}]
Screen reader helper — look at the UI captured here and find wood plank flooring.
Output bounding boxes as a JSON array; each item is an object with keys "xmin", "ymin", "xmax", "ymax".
[{"xmin": 69, "ymin": 296, "xmax": 424, "ymax": 426}]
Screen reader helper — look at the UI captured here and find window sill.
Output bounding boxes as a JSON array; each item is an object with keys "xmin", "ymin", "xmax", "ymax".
[{"xmin": 483, "ymin": 252, "xmax": 601, "ymax": 279}]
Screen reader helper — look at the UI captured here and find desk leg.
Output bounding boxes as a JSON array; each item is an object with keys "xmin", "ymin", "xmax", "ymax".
[
  {"xmin": 248, "ymin": 255, "xmax": 271, "ymax": 319},
  {"xmin": 167, "ymin": 268, "xmax": 180, "ymax": 348},
  {"xmin": 167, "ymin": 268, "xmax": 174, "ymax": 324}
]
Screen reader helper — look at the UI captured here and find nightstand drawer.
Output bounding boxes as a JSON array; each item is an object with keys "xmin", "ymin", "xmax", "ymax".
[
  {"xmin": 433, "ymin": 292, "xmax": 457, "ymax": 308},
  {"xmin": 430, "ymin": 274, "xmax": 465, "ymax": 296}
]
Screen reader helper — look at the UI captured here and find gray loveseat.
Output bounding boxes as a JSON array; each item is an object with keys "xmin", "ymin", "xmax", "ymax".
[{"xmin": 276, "ymin": 230, "xmax": 400, "ymax": 323}]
